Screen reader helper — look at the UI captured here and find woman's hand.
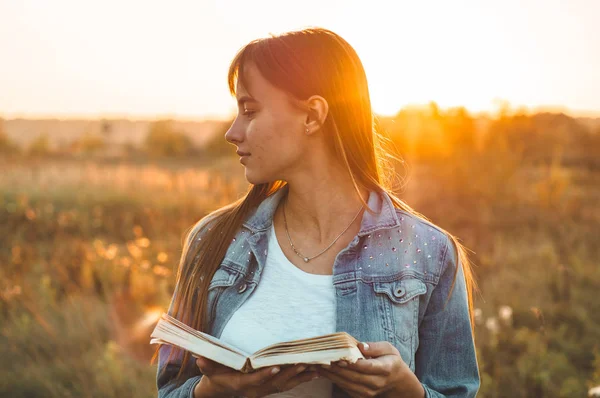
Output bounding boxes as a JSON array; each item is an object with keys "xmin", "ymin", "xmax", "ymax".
[
  {"xmin": 315, "ymin": 342, "xmax": 425, "ymax": 398},
  {"xmin": 193, "ymin": 356, "xmax": 319, "ymax": 398}
]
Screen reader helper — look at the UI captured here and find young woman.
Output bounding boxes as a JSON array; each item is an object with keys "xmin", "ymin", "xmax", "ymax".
[{"xmin": 156, "ymin": 27, "xmax": 480, "ymax": 398}]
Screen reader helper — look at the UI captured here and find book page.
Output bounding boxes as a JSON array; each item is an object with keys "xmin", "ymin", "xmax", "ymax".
[
  {"xmin": 252, "ymin": 341, "xmax": 358, "ymax": 356},
  {"xmin": 252, "ymin": 332, "xmax": 359, "ymax": 357},
  {"xmin": 250, "ymin": 346, "xmax": 364, "ymax": 369},
  {"xmin": 151, "ymin": 314, "xmax": 249, "ymax": 371},
  {"xmin": 161, "ymin": 314, "xmax": 248, "ymax": 355}
]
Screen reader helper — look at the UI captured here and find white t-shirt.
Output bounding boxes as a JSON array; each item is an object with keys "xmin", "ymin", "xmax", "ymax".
[{"xmin": 219, "ymin": 223, "xmax": 336, "ymax": 397}]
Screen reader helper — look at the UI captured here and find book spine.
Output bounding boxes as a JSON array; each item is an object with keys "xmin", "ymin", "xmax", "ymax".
[{"xmin": 241, "ymin": 357, "xmax": 253, "ymax": 373}]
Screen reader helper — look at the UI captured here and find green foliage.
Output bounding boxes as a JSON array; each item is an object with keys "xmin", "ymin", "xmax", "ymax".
[
  {"xmin": 144, "ymin": 120, "xmax": 194, "ymax": 157},
  {"xmin": 0, "ymin": 297, "xmax": 157, "ymax": 398},
  {"xmin": 202, "ymin": 119, "xmax": 236, "ymax": 158},
  {"xmin": 72, "ymin": 132, "xmax": 106, "ymax": 154},
  {"xmin": 27, "ymin": 133, "xmax": 52, "ymax": 156},
  {"xmin": 0, "ymin": 189, "xmax": 217, "ymax": 397},
  {"xmin": 0, "ymin": 119, "xmax": 20, "ymax": 154},
  {"xmin": 378, "ymin": 107, "xmax": 598, "ymax": 170}
]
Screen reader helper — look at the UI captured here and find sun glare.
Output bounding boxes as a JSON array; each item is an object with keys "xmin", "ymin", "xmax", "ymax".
[
  {"xmin": 134, "ymin": 307, "xmax": 164, "ymax": 337},
  {"xmin": 337, "ymin": 2, "xmax": 540, "ymax": 116}
]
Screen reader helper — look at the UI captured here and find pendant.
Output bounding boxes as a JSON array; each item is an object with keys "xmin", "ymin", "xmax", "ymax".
[{"xmin": 303, "ymin": 257, "xmax": 309, "ymax": 263}]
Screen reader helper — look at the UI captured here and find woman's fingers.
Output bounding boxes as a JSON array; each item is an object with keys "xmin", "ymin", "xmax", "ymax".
[
  {"xmin": 265, "ymin": 364, "xmax": 318, "ymax": 394},
  {"xmin": 318, "ymin": 367, "xmax": 370, "ymax": 396},
  {"xmin": 320, "ymin": 363, "xmax": 387, "ymax": 391},
  {"xmin": 319, "ymin": 369, "xmax": 383, "ymax": 397},
  {"xmin": 332, "ymin": 358, "xmax": 384, "ymax": 375},
  {"xmin": 195, "ymin": 356, "xmax": 214, "ymax": 375},
  {"xmin": 242, "ymin": 365, "xmax": 282, "ymax": 387},
  {"xmin": 195, "ymin": 362, "xmax": 319, "ymax": 397},
  {"xmin": 279, "ymin": 370, "xmax": 320, "ymax": 391},
  {"xmin": 341, "ymin": 355, "xmax": 396, "ymax": 375},
  {"xmin": 231, "ymin": 365, "xmax": 307, "ymax": 396},
  {"xmin": 359, "ymin": 341, "xmax": 398, "ymax": 357},
  {"xmin": 269, "ymin": 365, "xmax": 306, "ymax": 390},
  {"xmin": 207, "ymin": 365, "xmax": 280, "ymax": 395}
]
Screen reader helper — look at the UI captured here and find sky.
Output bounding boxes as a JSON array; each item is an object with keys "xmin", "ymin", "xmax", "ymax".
[{"xmin": 1, "ymin": 0, "xmax": 599, "ymax": 120}]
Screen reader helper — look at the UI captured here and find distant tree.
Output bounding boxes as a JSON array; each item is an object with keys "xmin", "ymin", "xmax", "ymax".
[
  {"xmin": 486, "ymin": 112, "xmax": 586, "ymax": 165},
  {"xmin": 144, "ymin": 120, "xmax": 193, "ymax": 157},
  {"xmin": 100, "ymin": 119, "xmax": 112, "ymax": 138},
  {"xmin": 0, "ymin": 118, "xmax": 20, "ymax": 154},
  {"xmin": 27, "ymin": 133, "xmax": 51, "ymax": 156},
  {"xmin": 73, "ymin": 132, "xmax": 106, "ymax": 154},
  {"xmin": 443, "ymin": 106, "xmax": 477, "ymax": 154},
  {"xmin": 202, "ymin": 119, "xmax": 236, "ymax": 158},
  {"xmin": 122, "ymin": 141, "xmax": 138, "ymax": 156}
]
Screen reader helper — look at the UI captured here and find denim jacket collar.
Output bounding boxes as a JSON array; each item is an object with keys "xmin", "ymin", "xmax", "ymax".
[{"xmin": 241, "ymin": 184, "xmax": 401, "ymax": 236}]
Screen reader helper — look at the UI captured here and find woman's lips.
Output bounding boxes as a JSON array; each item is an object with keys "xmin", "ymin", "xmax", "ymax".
[{"xmin": 237, "ymin": 151, "xmax": 250, "ymax": 164}]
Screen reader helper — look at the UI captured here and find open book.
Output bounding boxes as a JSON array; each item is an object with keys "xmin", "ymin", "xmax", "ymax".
[{"xmin": 150, "ymin": 313, "xmax": 364, "ymax": 373}]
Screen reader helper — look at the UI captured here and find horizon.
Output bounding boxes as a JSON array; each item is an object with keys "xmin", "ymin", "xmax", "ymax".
[
  {"xmin": 3, "ymin": 103, "xmax": 600, "ymax": 122},
  {"xmin": 2, "ymin": 0, "xmax": 600, "ymax": 120}
]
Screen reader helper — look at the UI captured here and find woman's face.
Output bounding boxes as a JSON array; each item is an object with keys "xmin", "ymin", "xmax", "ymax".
[{"xmin": 225, "ymin": 62, "xmax": 308, "ymax": 185}]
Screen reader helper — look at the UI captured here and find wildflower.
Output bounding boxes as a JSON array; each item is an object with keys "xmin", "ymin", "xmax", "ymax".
[
  {"xmin": 0, "ymin": 285, "xmax": 22, "ymax": 301},
  {"xmin": 105, "ymin": 244, "xmax": 119, "ymax": 260},
  {"xmin": 499, "ymin": 305, "xmax": 513, "ymax": 325},
  {"xmin": 136, "ymin": 237, "xmax": 151, "ymax": 248},
  {"xmin": 474, "ymin": 308, "xmax": 483, "ymax": 325},
  {"xmin": 127, "ymin": 242, "xmax": 142, "ymax": 259},
  {"xmin": 25, "ymin": 208, "xmax": 36, "ymax": 220},
  {"xmin": 485, "ymin": 317, "xmax": 499, "ymax": 334},
  {"xmin": 153, "ymin": 265, "xmax": 171, "ymax": 277},
  {"xmin": 119, "ymin": 257, "xmax": 132, "ymax": 268},
  {"xmin": 133, "ymin": 225, "xmax": 144, "ymax": 238}
]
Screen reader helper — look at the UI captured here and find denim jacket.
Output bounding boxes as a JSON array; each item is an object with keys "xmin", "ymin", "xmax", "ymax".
[{"xmin": 157, "ymin": 185, "xmax": 480, "ymax": 397}]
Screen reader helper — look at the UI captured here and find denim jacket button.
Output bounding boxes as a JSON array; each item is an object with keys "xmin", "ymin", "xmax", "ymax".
[
  {"xmin": 237, "ymin": 282, "xmax": 248, "ymax": 294},
  {"xmin": 393, "ymin": 286, "xmax": 406, "ymax": 298}
]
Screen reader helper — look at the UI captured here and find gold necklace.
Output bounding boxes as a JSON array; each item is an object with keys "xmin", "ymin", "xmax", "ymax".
[{"xmin": 282, "ymin": 196, "xmax": 364, "ymax": 263}]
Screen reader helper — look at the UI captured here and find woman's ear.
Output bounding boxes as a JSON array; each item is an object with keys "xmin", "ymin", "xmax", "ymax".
[{"xmin": 304, "ymin": 95, "xmax": 329, "ymax": 135}]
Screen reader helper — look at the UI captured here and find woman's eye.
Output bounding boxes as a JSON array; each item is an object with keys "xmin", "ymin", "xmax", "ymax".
[{"xmin": 242, "ymin": 109, "xmax": 255, "ymax": 117}]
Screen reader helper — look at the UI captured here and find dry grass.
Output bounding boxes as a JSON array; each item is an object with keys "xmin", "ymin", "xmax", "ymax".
[{"xmin": 1, "ymin": 152, "xmax": 599, "ymax": 397}]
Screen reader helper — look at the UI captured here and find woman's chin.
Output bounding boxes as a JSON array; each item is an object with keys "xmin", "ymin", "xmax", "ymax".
[
  {"xmin": 244, "ymin": 169, "xmax": 267, "ymax": 185},
  {"xmin": 245, "ymin": 170, "xmax": 278, "ymax": 185}
]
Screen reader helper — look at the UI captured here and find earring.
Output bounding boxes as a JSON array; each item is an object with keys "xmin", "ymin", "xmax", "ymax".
[{"xmin": 305, "ymin": 127, "xmax": 310, "ymax": 135}]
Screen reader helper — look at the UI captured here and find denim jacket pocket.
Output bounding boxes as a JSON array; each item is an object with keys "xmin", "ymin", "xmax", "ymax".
[
  {"xmin": 205, "ymin": 266, "xmax": 238, "ymax": 329},
  {"xmin": 373, "ymin": 278, "xmax": 427, "ymax": 342}
]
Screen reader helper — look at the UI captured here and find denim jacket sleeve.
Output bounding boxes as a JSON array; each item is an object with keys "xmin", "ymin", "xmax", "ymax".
[
  {"xmin": 156, "ymin": 215, "xmax": 220, "ymax": 398},
  {"xmin": 156, "ymin": 343, "xmax": 202, "ymax": 398},
  {"xmin": 414, "ymin": 236, "xmax": 480, "ymax": 397},
  {"xmin": 156, "ymin": 275, "xmax": 204, "ymax": 398}
]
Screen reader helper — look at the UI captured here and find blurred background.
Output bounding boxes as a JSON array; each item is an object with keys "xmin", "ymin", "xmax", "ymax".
[{"xmin": 1, "ymin": 1, "xmax": 599, "ymax": 397}]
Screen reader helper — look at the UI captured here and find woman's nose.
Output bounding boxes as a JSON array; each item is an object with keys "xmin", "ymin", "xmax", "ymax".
[{"xmin": 225, "ymin": 120, "xmax": 244, "ymax": 144}]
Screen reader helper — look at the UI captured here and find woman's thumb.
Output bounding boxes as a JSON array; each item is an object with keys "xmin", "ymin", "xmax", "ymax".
[
  {"xmin": 359, "ymin": 341, "xmax": 396, "ymax": 357},
  {"xmin": 195, "ymin": 356, "xmax": 212, "ymax": 375}
]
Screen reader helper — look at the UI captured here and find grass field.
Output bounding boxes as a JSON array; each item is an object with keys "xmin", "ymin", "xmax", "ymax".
[{"xmin": 1, "ymin": 150, "xmax": 599, "ymax": 397}]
